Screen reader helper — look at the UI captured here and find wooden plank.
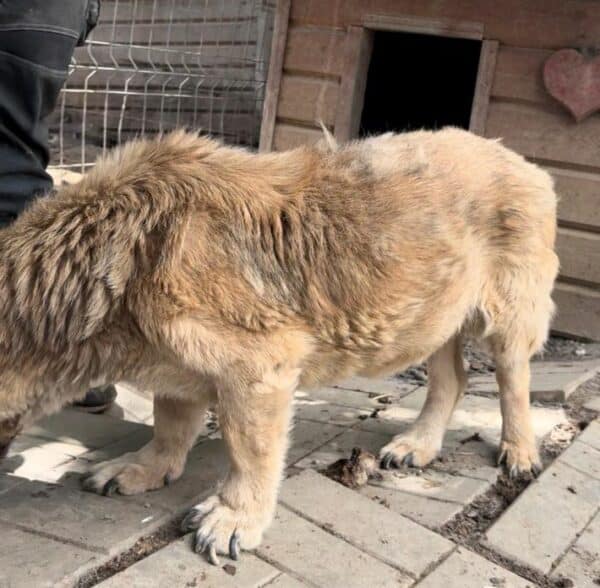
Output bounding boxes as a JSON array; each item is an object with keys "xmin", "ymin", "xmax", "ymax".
[
  {"xmin": 259, "ymin": 0, "xmax": 291, "ymax": 152},
  {"xmin": 469, "ymin": 40, "xmax": 499, "ymax": 136},
  {"xmin": 288, "ymin": 0, "xmax": 600, "ymax": 50},
  {"xmin": 100, "ymin": 0, "xmax": 257, "ymax": 23},
  {"xmin": 272, "ymin": 123, "xmax": 322, "ymax": 150},
  {"xmin": 556, "ymin": 228, "xmax": 600, "ymax": 285},
  {"xmin": 486, "ymin": 101, "xmax": 600, "ymax": 170},
  {"xmin": 363, "ymin": 13, "xmax": 483, "ymax": 39},
  {"xmin": 334, "ymin": 26, "xmax": 373, "ymax": 143},
  {"xmin": 278, "ymin": 75, "xmax": 338, "ymax": 126},
  {"xmin": 283, "ymin": 26, "xmax": 346, "ymax": 77},
  {"xmin": 552, "ymin": 282, "xmax": 600, "ymax": 340},
  {"xmin": 492, "ymin": 46, "xmax": 552, "ymax": 105},
  {"xmin": 546, "ymin": 166, "xmax": 600, "ymax": 230}
]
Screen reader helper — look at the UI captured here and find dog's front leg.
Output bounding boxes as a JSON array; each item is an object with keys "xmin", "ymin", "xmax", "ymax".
[{"xmin": 182, "ymin": 364, "xmax": 298, "ymax": 564}]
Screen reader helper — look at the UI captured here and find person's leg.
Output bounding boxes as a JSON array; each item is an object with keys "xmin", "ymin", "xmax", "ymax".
[{"xmin": 0, "ymin": 1, "xmax": 111, "ymax": 410}]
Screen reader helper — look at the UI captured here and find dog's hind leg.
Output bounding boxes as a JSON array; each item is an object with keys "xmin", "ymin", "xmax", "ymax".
[
  {"xmin": 82, "ymin": 394, "xmax": 210, "ymax": 495},
  {"xmin": 380, "ymin": 334, "xmax": 466, "ymax": 469},
  {"xmin": 182, "ymin": 363, "xmax": 298, "ymax": 564}
]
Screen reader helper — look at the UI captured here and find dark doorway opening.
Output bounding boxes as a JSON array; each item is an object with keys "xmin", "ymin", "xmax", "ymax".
[{"xmin": 359, "ymin": 31, "xmax": 481, "ymax": 136}]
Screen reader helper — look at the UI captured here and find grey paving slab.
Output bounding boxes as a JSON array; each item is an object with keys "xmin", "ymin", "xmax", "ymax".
[
  {"xmin": 287, "ymin": 419, "xmax": 346, "ymax": 466},
  {"xmin": 265, "ymin": 574, "xmax": 308, "ymax": 587},
  {"xmin": 257, "ymin": 505, "xmax": 412, "ymax": 587},
  {"xmin": 557, "ymin": 439, "xmax": 600, "ymax": 480},
  {"xmin": 359, "ymin": 484, "xmax": 464, "ymax": 529},
  {"xmin": 0, "ymin": 479, "xmax": 171, "ymax": 556},
  {"xmin": 334, "ymin": 375, "xmax": 417, "ymax": 396},
  {"xmin": 0, "ymin": 523, "xmax": 99, "ymax": 588},
  {"xmin": 279, "ymin": 469, "xmax": 453, "ymax": 578},
  {"xmin": 97, "ymin": 534, "xmax": 279, "ymax": 588},
  {"xmin": 578, "ymin": 419, "xmax": 600, "ymax": 451},
  {"xmin": 293, "ymin": 398, "xmax": 370, "ymax": 425},
  {"xmin": 551, "ymin": 509, "xmax": 600, "ymax": 587},
  {"xmin": 0, "ymin": 473, "xmax": 26, "ymax": 496},
  {"xmin": 417, "ymin": 547, "xmax": 533, "ymax": 588},
  {"xmin": 26, "ymin": 409, "xmax": 147, "ymax": 449},
  {"xmin": 297, "ymin": 386, "xmax": 388, "ymax": 410},
  {"xmin": 584, "ymin": 395, "xmax": 600, "ymax": 413},
  {"xmin": 484, "ymin": 460, "xmax": 600, "ymax": 574}
]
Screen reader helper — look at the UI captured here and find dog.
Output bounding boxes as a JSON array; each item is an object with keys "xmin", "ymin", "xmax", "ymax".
[{"xmin": 0, "ymin": 128, "xmax": 558, "ymax": 563}]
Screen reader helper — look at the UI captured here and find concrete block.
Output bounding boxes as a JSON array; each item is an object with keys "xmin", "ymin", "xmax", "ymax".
[
  {"xmin": 418, "ymin": 547, "xmax": 532, "ymax": 588},
  {"xmin": 577, "ymin": 419, "xmax": 600, "ymax": 451},
  {"xmin": 293, "ymin": 398, "xmax": 370, "ymax": 425},
  {"xmin": 551, "ymin": 510, "xmax": 600, "ymax": 587},
  {"xmin": 484, "ymin": 460, "xmax": 600, "ymax": 574},
  {"xmin": 0, "ymin": 523, "xmax": 98, "ymax": 588},
  {"xmin": 334, "ymin": 376, "xmax": 417, "ymax": 397},
  {"xmin": 287, "ymin": 419, "xmax": 346, "ymax": 466},
  {"xmin": 97, "ymin": 534, "xmax": 279, "ymax": 588},
  {"xmin": 279, "ymin": 469, "xmax": 453, "ymax": 578},
  {"xmin": 257, "ymin": 505, "xmax": 412, "ymax": 587},
  {"xmin": 557, "ymin": 439, "xmax": 600, "ymax": 480}
]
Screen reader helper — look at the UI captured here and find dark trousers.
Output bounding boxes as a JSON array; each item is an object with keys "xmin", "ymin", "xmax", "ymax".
[{"xmin": 0, "ymin": 0, "xmax": 99, "ymax": 227}]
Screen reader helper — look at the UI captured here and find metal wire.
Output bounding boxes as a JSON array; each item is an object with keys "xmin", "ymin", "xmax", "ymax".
[{"xmin": 49, "ymin": 0, "xmax": 275, "ymax": 173}]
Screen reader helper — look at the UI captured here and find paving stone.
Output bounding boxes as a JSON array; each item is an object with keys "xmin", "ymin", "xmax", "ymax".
[
  {"xmin": 551, "ymin": 509, "xmax": 600, "ymax": 587},
  {"xmin": 265, "ymin": 574, "xmax": 308, "ymax": 587},
  {"xmin": 279, "ymin": 469, "xmax": 453, "ymax": 578},
  {"xmin": 0, "ymin": 472, "xmax": 26, "ymax": 495},
  {"xmin": 97, "ymin": 534, "xmax": 279, "ymax": 588},
  {"xmin": 584, "ymin": 395, "xmax": 600, "ymax": 412},
  {"xmin": 0, "ymin": 479, "xmax": 171, "ymax": 556},
  {"xmin": 293, "ymin": 397, "xmax": 370, "ymax": 425},
  {"xmin": 359, "ymin": 484, "xmax": 465, "ymax": 529},
  {"xmin": 334, "ymin": 375, "xmax": 417, "ymax": 397},
  {"xmin": 417, "ymin": 547, "xmax": 532, "ymax": 588},
  {"xmin": 257, "ymin": 505, "xmax": 412, "ymax": 587},
  {"xmin": 287, "ymin": 419, "xmax": 346, "ymax": 466},
  {"xmin": 0, "ymin": 522, "xmax": 99, "ymax": 588},
  {"xmin": 557, "ymin": 439, "xmax": 600, "ymax": 480},
  {"xmin": 0, "ymin": 435, "xmax": 90, "ymax": 483},
  {"xmin": 26, "ymin": 409, "xmax": 147, "ymax": 450},
  {"xmin": 484, "ymin": 460, "xmax": 600, "ymax": 574},
  {"xmin": 577, "ymin": 419, "xmax": 600, "ymax": 451},
  {"xmin": 469, "ymin": 360, "xmax": 600, "ymax": 401},
  {"xmin": 297, "ymin": 386, "xmax": 386, "ymax": 410},
  {"xmin": 107, "ymin": 384, "xmax": 154, "ymax": 424}
]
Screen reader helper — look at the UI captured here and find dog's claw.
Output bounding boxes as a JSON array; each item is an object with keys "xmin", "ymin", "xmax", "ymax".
[
  {"xmin": 497, "ymin": 449, "xmax": 507, "ymax": 466},
  {"xmin": 531, "ymin": 462, "xmax": 542, "ymax": 477},
  {"xmin": 402, "ymin": 452, "xmax": 414, "ymax": 467},
  {"xmin": 380, "ymin": 452, "xmax": 396, "ymax": 470},
  {"xmin": 208, "ymin": 542, "xmax": 220, "ymax": 566},
  {"xmin": 229, "ymin": 531, "xmax": 240, "ymax": 561},
  {"xmin": 102, "ymin": 478, "xmax": 119, "ymax": 497}
]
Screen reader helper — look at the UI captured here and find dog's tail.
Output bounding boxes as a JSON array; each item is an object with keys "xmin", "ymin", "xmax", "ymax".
[{"xmin": 2, "ymin": 131, "xmax": 202, "ymax": 353}]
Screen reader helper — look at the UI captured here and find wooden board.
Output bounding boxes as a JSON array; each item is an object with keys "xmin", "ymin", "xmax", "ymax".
[
  {"xmin": 492, "ymin": 46, "xmax": 552, "ymax": 105},
  {"xmin": 548, "ymin": 166, "xmax": 600, "ymax": 230},
  {"xmin": 552, "ymin": 282, "xmax": 600, "ymax": 340},
  {"xmin": 469, "ymin": 40, "xmax": 499, "ymax": 136},
  {"xmin": 556, "ymin": 228, "xmax": 600, "ymax": 285},
  {"xmin": 272, "ymin": 123, "xmax": 322, "ymax": 150},
  {"xmin": 288, "ymin": 0, "xmax": 600, "ymax": 50},
  {"xmin": 486, "ymin": 100, "xmax": 600, "ymax": 170},
  {"xmin": 278, "ymin": 75, "xmax": 338, "ymax": 126},
  {"xmin": 283, "ymin": 26, "xmax": 345, "ymax": 77}
]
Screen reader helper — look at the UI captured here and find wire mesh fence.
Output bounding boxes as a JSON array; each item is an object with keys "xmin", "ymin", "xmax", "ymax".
[{"xmin": 48, "ymin": 0, "xmax": 275, "ymax": 172}]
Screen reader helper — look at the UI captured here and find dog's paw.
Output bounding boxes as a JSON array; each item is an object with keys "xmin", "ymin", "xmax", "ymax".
[
  {"xmin": 379, "ymin": 432, "xmax": 441, "ymax": 470},
  {"xmin": 181, "ymin": 494, "xmax": 267, "ymax": 565},
  {"xmin": 497, "ymin": 439, "xmax": 541, "ymax": 478},
  {"xmin": 81, "ymin": 453, "xmax": 183, "ymax": 496}
]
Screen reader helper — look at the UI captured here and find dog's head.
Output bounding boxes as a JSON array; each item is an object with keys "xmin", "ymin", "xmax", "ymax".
[{"xmin": 0, "ymin": 414, "xmax": 22, "ymax": 459}]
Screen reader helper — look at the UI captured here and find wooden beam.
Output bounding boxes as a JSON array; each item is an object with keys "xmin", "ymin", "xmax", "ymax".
[
  {"xmin": 259, "ymin": 0, "xmax": 291, "ymax": 152},
  {"xmin": 469, "ymin": 40, "xmax": 499, "ymax": 136},
  {"xmin": 334, "ymin": 26, "xmax": 373, "ymax": 143},
  {"xmin": 363, "ymin": 13, "xmax": 483, "ymax": 39}
]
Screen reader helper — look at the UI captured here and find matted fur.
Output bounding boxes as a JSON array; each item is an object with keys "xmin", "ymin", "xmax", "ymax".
[{"xmin": 0, "ymin": 128, "xmax": 558, "ymax": 558}]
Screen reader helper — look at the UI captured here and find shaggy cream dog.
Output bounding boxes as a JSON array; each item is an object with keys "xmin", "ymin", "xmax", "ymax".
[{"xmin": 0, "ymin": 128, "xmax": 558, "ymax": 563}]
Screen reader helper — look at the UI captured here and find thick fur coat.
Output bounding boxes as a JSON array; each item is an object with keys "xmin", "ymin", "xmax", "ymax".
[{"xmin": 0, "ymin": 128, "xmax": 558, "ymax": 560}]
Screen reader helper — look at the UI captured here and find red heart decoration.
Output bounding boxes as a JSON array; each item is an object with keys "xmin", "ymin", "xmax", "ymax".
[{"xmin": 543, "ymin": 49, "xmax": 600, "ymax": 122}]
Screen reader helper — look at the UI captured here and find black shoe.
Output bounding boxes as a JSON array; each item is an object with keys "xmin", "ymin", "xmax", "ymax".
[{"xmin": 72, "ymin": 385, "xmax": 117, "ymax": 414}]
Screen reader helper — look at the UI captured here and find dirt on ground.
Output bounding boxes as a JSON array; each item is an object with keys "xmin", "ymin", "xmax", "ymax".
[{"xmin": 323, "ymin": 447, "xmax": 380, "ymax": 488}]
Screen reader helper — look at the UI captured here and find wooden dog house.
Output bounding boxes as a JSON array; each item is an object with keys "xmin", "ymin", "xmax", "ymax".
[{"xmin": 259, "ymin": 0, "xmax": 600, "ymax": 341}]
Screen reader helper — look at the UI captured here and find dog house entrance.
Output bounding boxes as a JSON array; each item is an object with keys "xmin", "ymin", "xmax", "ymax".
[{"xmin": 359, "ymin": 31, "xmax": 482, "ymax": 136}]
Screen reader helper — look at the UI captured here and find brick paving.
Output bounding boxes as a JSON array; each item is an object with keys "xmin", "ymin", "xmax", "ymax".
[{"xmin": 0, "ymin": 360, "xmax": 598, "ymax": 587}]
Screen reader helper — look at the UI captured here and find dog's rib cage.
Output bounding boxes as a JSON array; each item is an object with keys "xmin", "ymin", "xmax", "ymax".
[{"xmin": 48, "ymin": 0, "xmax": 275, "ymax": 173}]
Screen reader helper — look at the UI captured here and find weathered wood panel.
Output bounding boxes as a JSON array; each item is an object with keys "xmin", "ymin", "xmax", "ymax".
[
  {"xmin": 469, "ymin": 40, "xmax": 498, "ymax": 136},
  {"xmin": 492, "ymin": 46, "xmax": 551, "ymax": 105},
  {"xmin": 289, "ymin": 0, "xmax": 600, "ymax": 50},
  {"xmin": 553, "ymin": 282, "xmax": 600, "ymax": 340},
  {"xmin": 278, "ymin": 75, "xmax": 338, "ymax": 126},
  {"xmin": 272, "ymin": 123, "xmax": 322, "ymax": 150},
  {"xmin": 486, "ymin": 101, "xmax": 600, "ymax": 170},
  {"xmin": 556, "ymin": 229, "xmax": 600, "ymax": 285},
  {"xmin": 548, "ymin": 167, "xmax": 600, "ymax": 230},
  {"xmin": 284, "ymin": 26, "xmax": 345, "ymax": 77}
]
